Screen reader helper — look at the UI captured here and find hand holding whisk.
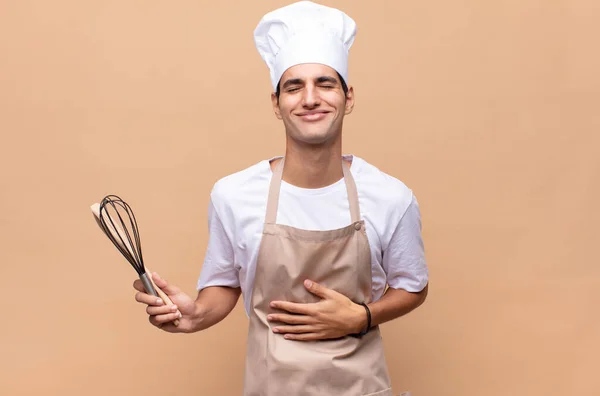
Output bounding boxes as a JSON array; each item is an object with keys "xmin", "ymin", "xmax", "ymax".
[{"xmin": 91, "ymin": 195, "xmax": 180, "ymax": 327}]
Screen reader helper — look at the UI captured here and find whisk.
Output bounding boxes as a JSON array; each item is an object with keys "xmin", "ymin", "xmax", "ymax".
[{"xmin": 91, "ymin": 194, "xmax": 179, "ymax": 326}]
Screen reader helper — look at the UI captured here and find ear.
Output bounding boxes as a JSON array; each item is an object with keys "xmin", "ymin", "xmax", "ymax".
[
  {"xmin": 344, "ymin": 86, "xmax": 355, "ymax": 115},
  {"xmin": 271, "ymin": 92, "xmax": 283, "ymax": 119}
]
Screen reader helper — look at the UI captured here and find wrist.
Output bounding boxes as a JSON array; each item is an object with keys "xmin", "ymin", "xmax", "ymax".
[
  {"xmin": 189, "ymin": 301, "xmax": 208, "ymax": 332},
  {"xmin": 350, "ymin": 302, "xmax": 370, "ymax": 335}
]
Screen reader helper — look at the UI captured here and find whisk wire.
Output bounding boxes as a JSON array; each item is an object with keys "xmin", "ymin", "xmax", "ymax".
[
  {"xmin": 99, "ymin": 200, "xmax": 130, "ymax": 264},
  {"xmin": 115, "ymin": 201, "xmax": 136, "ymax": 261},
  {"xmin": 99, "ymin": 195, "xmax": 146, "ymax": 276},
  {"xmin": 126, "ymin": 200, "xmax": 145, "ymax": 270},
  {"xmin": 92, "ymin": 194, "xmax": 179, "ymax": 325}
]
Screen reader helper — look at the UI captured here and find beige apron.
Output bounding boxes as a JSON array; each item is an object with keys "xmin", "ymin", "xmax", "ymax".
[{"xmin": 242, "ymin": 157, "xmax": 393, "ymax": 396}]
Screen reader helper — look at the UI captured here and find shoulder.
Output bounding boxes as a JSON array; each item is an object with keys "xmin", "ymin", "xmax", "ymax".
[
  {"xmin": 209, "ymin": 157, "xmax": 275, "ymax": 215},
  {"xmin": 350, "ymin": 155, "xmax": 415, "ymax": 216}
]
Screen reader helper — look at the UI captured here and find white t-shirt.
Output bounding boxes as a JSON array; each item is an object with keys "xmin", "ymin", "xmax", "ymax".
[{"xmin": 196, "ymin": 154, "xmax": 429, "ymax": 317}]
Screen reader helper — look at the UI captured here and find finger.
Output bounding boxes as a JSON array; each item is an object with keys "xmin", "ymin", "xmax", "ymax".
[
  {"xmin": 283, "ymin": 332, "xmax": 327, "ymax": 341},
  {"xmin": 135, "ymin": 291, "xmax": 164, "ymax": 306},
  {"xmin": 149, "ymin": 315, "xmax": 177, "ymax": 329},
  {"xmin": 267, "ymin": 313, "xmax": 316, "ymax": 325},
  {"xmin": 149, "ymin": 272, "xmax": 180, "ymax": 295},
  {"xmin": 133, "ymin": 278, "xmax": 164, "ymax": 297},
  {"xmin": 133, "ymin": 279, "xmax": 146, "ymax": 293},
  {"xmin": 147, "ymin": 304, "xmax": 179, "ymax": 316},
  {"xmin": 150, "ymin": 311, "xmax": 183, "ymax": 325},
  {"xmin": 273, "ymin": 325, "xmax": 318, "ymax": 334},
  {"xmin": 270, "ymin": 301, "xmax": 314, "ymax": 315},
  {"xmin": 304, "ymin": 280, "xmax": 334, "ymax": 299}
]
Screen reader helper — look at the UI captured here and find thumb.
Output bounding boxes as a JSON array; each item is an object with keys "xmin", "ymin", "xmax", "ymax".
[
  {"xmin": 149, "ymin": 271, "xmax": 180, "ymax": 296},
  {"xmin": 304, "ymin": 279, "xmax": 332, "ymax": 299}
]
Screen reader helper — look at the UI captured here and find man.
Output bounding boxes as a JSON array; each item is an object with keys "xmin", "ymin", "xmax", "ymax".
[{"xmin": 133, "ymin": 1, "xmax": 428, "ymax": 395}]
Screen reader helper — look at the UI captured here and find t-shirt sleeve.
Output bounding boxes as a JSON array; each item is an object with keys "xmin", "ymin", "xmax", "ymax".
[
  {"xmin": 196, "ymin": 198, "xmax": 240, "ymax": 291},
  {"xmin": 383, "ymin": 194, "xmax": 429, "ymax": 292}
]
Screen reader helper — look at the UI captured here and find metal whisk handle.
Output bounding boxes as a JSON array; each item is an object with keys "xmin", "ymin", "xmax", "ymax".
[
  {"xmin": 141, "ymin": 270, "xmax": 181, "ymax": 327},
  {"xmin": 140, "ymin": 272, "xmax": 158, "ymax": 297}
]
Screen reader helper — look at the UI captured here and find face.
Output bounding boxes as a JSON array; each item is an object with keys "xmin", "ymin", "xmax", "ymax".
[{"xmin": 271, "ymin": 63, "xmax": 354, "ymax": 146}]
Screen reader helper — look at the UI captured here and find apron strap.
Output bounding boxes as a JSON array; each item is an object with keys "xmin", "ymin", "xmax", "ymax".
[
  {"xmin": 265, "ymin": 157, "xmax": 285, "ymax": 224},
  {"xmin": 342, "ymin": 160, "xmax": 361, "ymax": 224},
  {"xmin": 265, "ymin": 157, "xmax": 361, "ymax": 224}
]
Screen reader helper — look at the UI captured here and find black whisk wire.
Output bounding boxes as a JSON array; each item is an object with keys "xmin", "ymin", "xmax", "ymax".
[
  {"xmin": 92, "ymin": 194, "xmax": 180, "ymax": 326},
  {"xmin": 100, "ymin": 196, "xmax": 145, "ymax": 275},
  {"xmin": 97, "ymin": 195, "xmax": 153, "ymax": 296}
]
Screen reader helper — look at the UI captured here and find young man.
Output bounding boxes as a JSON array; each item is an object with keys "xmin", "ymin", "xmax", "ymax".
[{"xmin": 133, "ymin": 1, "xmax": 428, "ymax": 395}]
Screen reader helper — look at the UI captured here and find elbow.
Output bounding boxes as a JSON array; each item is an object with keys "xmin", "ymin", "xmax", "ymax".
[{"xmin": 415, "ymin": 282, "xmax": 429, "ymax": 308}]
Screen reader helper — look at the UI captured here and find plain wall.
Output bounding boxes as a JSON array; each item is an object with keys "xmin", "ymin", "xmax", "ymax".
[{"xmin": 1, "ymin": 1, "xmax": 598, "ymax": 395}]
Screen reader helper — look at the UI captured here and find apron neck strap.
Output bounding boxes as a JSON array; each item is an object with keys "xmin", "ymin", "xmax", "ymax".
[{"xmin": 265, "ymin": 157, "xmax": 361, "ymax": 224}]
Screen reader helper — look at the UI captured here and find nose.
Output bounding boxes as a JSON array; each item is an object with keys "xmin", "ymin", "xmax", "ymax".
[{"xmin": 301, "ymin": 84, "xmax": 321, "ymax": 108}]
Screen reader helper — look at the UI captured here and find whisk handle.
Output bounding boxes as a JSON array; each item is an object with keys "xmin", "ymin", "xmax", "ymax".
[
  {"xmin": 142, "ymin": 271, "xmax": 180, "ymax": 327},
  {"xmin": 140, "ymin": 272, "xmax": 158, "ymax": 297}
]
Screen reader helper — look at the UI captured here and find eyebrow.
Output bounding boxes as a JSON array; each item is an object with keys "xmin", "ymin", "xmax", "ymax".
[
  {"xmin": 315, "ymin": 76, "xmax": 339, "ymax": 85},
  {"xmin": 282, "ymin": 78, "xmax": 304, "ymax": 89},
  {"xmin": 281, "ymin": 76, "xmax": 339, "ymax": 89}
]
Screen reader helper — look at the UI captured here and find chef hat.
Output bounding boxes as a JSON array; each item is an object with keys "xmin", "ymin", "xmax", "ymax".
[{"xmin": 253, "ymin": 1, "xmax": 357, "ymax": 91}]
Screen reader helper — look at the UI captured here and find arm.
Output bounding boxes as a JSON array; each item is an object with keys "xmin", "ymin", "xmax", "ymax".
[
  {"xmin": 363, "ymin": 194, "xmax": 429, "ymax": 330},
  {"xmin": 189, "ymin": 285, "xmax": 241, "ymax": 332},
  {"xmin": 268, "ymin": 280, "xmax": 427, "ymax": 339},
  {"xmin": 134, "ymin": 194, "xmax": 242, "ymax": 333},
  {"xmin": 268, "ymin": 194, "xmax": 429, "ymax": 340},
  {"xmin": 190, "ymin": 194, "xmax": 241, "ymax": 331},
  {"xmin": 133, "ymin": 273, "xmax": 240, "ymax": 334},
  {"xmin": 358, "ymin": 284, "xmax": 428, "ymax": 331}
]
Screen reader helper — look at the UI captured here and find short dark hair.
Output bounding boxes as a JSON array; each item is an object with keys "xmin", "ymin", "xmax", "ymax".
[{"xmin": 275, "ymin": 71, "xmax": 349, "ymax": 99}]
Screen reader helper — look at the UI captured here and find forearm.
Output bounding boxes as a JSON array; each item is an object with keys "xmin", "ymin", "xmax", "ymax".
[
  {"xmin": 190, "ymin": 286, "xmax": 241, "ymax": 332},
  {"xmin": 365, "ymin": 284, "xmax": 428, "ymax": 329}
]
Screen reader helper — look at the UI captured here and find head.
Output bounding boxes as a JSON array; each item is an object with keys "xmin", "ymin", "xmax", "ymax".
[
  {"xmin": 254, "ymin": 2, "xmax": 358, "ymax": 146},
  {"xmin": 271, "ymin": 63, "xmax": 354, "ymax": 146}
]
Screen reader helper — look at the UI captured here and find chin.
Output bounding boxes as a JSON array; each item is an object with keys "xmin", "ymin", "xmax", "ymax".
[
  {"xmin": 292, "ymin": 133, "xmax": 335, "ymax": 146},
  {"xmin": 285, "ymin": 120, "xmax": 340, "ymax": 146}
]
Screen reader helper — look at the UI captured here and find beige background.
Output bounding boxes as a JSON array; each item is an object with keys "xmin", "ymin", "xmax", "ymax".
[{"xmin": 1, "ymin": 1, "xmax": 598, "ymax": 395}]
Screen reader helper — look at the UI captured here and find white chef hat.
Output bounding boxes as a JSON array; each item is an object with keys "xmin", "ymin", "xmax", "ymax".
[{"xmin": 253, "ymin": 1, "xmax": 357, "ymax": 91}]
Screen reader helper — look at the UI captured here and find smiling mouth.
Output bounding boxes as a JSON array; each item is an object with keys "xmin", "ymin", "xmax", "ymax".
[{"xmin": 297, "ymin": 111, "xmax": 330, "ymax": 121}]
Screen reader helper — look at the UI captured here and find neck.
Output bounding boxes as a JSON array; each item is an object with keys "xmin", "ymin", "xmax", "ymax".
[{"xmin": 275, "ymin": 136, "xmax": 349, "ymax": 189}]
